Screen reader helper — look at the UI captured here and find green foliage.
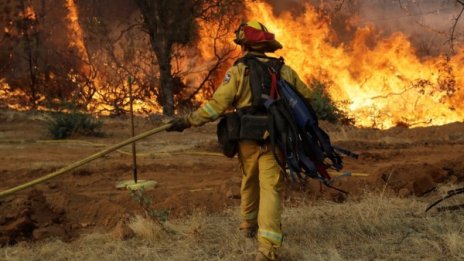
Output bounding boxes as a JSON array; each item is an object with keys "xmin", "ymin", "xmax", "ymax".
[
  {"xmin": 308, "ymin": 79, "xmax": 352, "ymax": 124},
  {"xmin": 47, "ymin": 111, "xmax": 104, "ymax": 139}
]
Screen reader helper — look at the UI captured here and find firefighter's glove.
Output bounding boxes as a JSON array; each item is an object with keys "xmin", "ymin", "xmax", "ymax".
[{"xmin": 166, "ymin": 117, "xmax": 191, "ymax": 132}]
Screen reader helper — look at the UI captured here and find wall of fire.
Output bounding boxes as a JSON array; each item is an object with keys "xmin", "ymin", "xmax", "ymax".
[{"xmin": 0, "ymin": 0, "xmax": 463, "ymax": 128}]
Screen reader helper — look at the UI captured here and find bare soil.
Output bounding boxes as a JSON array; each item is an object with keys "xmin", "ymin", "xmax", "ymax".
[{"xmin": 0, "ymin": 111, "xmax": 463, "ymax": 246}]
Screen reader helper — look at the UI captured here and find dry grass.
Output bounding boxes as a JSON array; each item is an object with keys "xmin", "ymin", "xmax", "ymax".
[
  {"xmin": 1, "ymin": 194, "xmax": 464, "ymax": 261},
  {"xmin": 128, "ymin": 215, "xmax": 167, "ymax": 241}
]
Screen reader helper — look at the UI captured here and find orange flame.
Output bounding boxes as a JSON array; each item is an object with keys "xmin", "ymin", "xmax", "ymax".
[
  {"xmin": 0, "ymin": 80, "xmax": 45, "ymax": 111},
  {"xmin": 22, "ymin": 6, "xmax": 37, "ymax": 20},
  {"xmin": 64, "ymin": 0, "xmax": 160, "ymax": 115},
  {"xmin": 6, "ymin": 0, "xmax": 461, "ymax": 127},
  {"xmin": 65, "ymin": 0, "xmax": 89, "ymax": 64},
  {"xmin": 247, "ymin": 1, "xmax": 463, "ymax": 128}
]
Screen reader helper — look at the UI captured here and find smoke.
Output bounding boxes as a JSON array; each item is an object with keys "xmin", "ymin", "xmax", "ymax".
[
  {"xmin": 356, "ymin": 0, "xmax": 460, "ymax": 31},
  {"xmin": 263, "ymin": 0, "xmax": 304, "ymax": 15},
  {"xmin": 264, "ymin": 0, "xmax": 464, "ymax": 55},
  {"xmin": 355, "ymin": 0, "xmax": 463, "ymax": 55}
]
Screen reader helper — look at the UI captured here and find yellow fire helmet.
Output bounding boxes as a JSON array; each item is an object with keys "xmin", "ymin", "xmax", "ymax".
[{"xmin": 234, "ymin": 20, "xmax": 283, "ymax": 52}]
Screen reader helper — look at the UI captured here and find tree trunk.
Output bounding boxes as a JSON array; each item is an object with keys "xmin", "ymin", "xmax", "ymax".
[
  {"xmin": 159, "ymin": 56, "xmax": 174, "ymax": 116},
  {"xmin": 134, "ymin": 0, "xmax": 200, "ymax": 116},
  {"xmin": 152, "ymin": 39, "xmax": 174, "ymax": 116},
  {"xmin": 19, "ymin": 0, "xmax": 38, "ymax": 109}
]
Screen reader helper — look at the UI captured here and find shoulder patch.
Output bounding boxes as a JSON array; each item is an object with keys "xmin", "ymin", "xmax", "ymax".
[{"xmin": 223, "ymin": 71, "xmax": 232, "ymax": 84}]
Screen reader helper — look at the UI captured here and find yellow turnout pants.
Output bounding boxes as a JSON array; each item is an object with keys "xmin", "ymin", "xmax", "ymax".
[{"xmin": 238, "ymin": 140, "xmax": 283, "ymax": 259}]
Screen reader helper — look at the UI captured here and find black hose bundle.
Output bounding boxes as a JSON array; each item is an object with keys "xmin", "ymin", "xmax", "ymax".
[{"xmin": 426, "ymin": 187, "xmax": 464, "ymax": 212}]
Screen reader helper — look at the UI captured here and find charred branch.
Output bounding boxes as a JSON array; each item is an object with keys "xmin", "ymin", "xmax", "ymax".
[
  {"xmin": 449, "ymin": 0, "xmax": 464, "ymax": 53},
  {"xmin": 184, "ymin": 27, "xmax": 238, "ymax": 103},
  {"xmin": 398, "ymin": 0, "xmax": 464, "ymax": 54}
]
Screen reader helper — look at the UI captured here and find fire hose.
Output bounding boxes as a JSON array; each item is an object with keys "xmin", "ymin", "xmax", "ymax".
[
  {"xmin": 0, "ymin": 139, "xmax": 225, "ymax": 157},
  {"xmin": 426, "ymin": 187, "xmax": 464, "ymax": 212},
  {"xmin": 0, "ymin": 123, "xmax": 172, "ymax": 199},
  {"xmin": 0, "ymin": 124, "xmax": 369, "ymax": 199}
]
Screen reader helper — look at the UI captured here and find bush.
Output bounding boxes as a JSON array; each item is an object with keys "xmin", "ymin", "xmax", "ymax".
[
  {"xmin": 308, "ymin": 79, "xmax": 352, "ymax": 124},
  {"xmin": 47, "ymin": 111, "xmax": 104, "ymax": 139}
]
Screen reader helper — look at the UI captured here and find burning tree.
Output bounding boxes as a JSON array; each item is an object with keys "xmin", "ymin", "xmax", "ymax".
[
  {"xmin": 0, "ymin": 0, "xmax": 43, "ymax": 108},
  {"xmin": 0, "ymin": 0, "xmax": 462, "ymax": 128},
  {"xmin": 133, "ymin": 0, "xmax": 243, "ymax": 116},
  {"xmin": 0, "ymin": 0, "xmax": 99, "ymax": 110}
]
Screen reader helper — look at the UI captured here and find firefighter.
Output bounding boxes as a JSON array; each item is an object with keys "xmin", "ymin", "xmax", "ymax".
[{"xmin": 167, "ymin": 21, "xmax": 312, "ymax": 261}]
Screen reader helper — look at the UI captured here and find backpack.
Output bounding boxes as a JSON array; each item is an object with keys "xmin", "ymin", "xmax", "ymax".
[{"xmin": 234, "ymin": 54, "xmax": 357, "ymax": 191}]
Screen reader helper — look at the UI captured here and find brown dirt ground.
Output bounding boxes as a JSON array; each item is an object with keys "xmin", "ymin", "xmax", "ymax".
[{"xmin": 0, "ymin": 111, "xmax": 463, "ymax": 246}]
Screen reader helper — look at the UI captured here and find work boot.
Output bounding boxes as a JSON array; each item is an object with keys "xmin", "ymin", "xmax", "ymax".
[{"xmin": 241, "ymin": 225, "xmax": 258, "ymax": 238}]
